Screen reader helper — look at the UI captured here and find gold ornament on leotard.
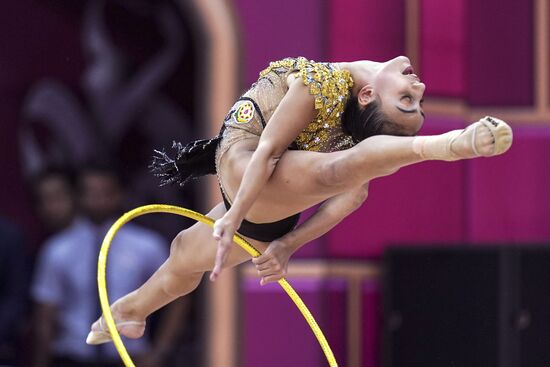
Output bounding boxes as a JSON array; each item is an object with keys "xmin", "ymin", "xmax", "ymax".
[
  {"xmin": 259, "ymin": 57, "xmax": 354, "ymax": 151},
  {"xmin": 96, "ymin": 204, "xmax": 339, "ymax": 367}
]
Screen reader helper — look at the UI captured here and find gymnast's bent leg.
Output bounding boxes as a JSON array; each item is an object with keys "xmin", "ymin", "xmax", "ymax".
[{"xmin": 87, "ymin": 202, "xmax": 267, "ymax": 343}]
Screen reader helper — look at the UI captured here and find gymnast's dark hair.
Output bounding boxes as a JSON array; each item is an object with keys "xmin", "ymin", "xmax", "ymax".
[
  {"xmin": 341, "ymin": 96, "xmax": 404, "ymax": 143},
  {"xmin": 150, "ymin": 130, "xmax": 224, "ymax": 187}
]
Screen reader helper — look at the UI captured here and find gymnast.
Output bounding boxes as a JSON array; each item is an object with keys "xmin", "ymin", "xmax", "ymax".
[{"xmin": 87, "ymin": 56, "xmax": 512, "ymax": 343}]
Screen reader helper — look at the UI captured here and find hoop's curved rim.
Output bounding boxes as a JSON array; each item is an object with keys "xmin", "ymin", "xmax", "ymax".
[{"xmin": 97, "ymin": 204, "xmax": 338, "ymax": 367}]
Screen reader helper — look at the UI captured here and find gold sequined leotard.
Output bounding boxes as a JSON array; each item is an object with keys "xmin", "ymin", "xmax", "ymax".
[{"xmin": 216, "ymin": 56, "xmax": 356, "ymax": 168}]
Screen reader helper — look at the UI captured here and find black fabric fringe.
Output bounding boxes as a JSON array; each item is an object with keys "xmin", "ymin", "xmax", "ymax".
[{"xmin": 150, "ymin": 136, "xmax": 222, "ymax": 187}]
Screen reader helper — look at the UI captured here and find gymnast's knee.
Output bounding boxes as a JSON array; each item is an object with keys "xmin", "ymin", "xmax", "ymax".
[
  {"xmin": 169, "ymin": 230, "xmax": 200, "ymax": 270},
  {"xmin": 169, "ymin": 229, "xmax": 209, "ymax": 276},
  {"xmin": 170, "ymin": 229, "xmax": 189, "ymax": 257}
]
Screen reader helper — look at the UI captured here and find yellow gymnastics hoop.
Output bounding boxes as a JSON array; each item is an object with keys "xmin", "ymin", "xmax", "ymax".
[{"xmin": 97, "ymin": 204, "xmax": 338, "ymax": 367}]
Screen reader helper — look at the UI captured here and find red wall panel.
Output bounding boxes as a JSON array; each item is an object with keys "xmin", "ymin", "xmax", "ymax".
[
  {"xmin": 467, "ymin": 126, "xmax": 550, "ymax": 243},
  {"xmin": 421, "ymin": 0, "xmax": 467, "ymax": 97},
  {"xmin": 327, "ymin": 0, "xmax": 405, "ymax": 62},
  {"xmin": 233, "ymin": 0, "xmax": 326, "ymax": 86},
  {"xmin": 467, "ymin": 0, "xmax": 534, "ymax": 106}
]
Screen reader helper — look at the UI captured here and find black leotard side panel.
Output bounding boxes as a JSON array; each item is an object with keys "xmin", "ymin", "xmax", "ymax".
[{"xmin": 221, "ymin": 191, "xmax": 300, "ymax": 243}]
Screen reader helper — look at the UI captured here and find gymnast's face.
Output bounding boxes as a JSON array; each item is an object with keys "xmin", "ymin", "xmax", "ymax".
[{"xmin": 366, "ymin": 56, "xmax": 426, "ymax": 135}]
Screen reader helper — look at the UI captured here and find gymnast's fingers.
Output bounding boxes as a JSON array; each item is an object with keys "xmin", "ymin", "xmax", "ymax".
[
  {"xmin": 212, "ymin": 219, "xmax": 223, "ymax": 241},
  {"xmin": 255, "ymin": 261, "xmax": 274, "ymax": 271},
  {"xmin": 219, "ymin": 228, "xmax": 236, "ymax": 255},
  {"xmin": 252, "ymin": 255, "xmax": 275, "ymax": 270},
  {"xmin": 210, "ymin": 242, "xmax": 230, "ymax": 281},
  {"xmin": 257, "ymin": 266, "xmax": 280, "ymax": 278},
  {"xmin": 261, "ymin": 273, "xmax": 285, "ymax": 285},
  {"xmin": 252, "ymin": 253, "xmax": 271, "ymax": 266},
  {"xmin": 259, "ymin": 263, "xmax": 287, "ymax": 285}
]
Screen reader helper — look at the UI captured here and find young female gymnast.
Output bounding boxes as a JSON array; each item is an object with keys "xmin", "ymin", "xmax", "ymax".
[{"xmin": 87, "ymin": 56, "xmax": 512, "ymax": 343}]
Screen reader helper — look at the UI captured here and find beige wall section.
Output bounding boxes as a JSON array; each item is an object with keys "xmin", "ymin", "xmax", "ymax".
[
  {"xmin": 405, "ymin": 0, "xmax": 421, "ymax": 73},
  {"xmin": 347, "ymin": 276, "xmax": 363, "ymax": 367},
  {"xmin": 186, "ymin": 0, "xmax": 240, "ymax": 366},
  {"xmin": 535, "ymin": 0, "xmax": 549, "ymax": 114}
]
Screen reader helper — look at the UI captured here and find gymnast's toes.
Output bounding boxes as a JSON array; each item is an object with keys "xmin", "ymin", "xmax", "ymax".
[
  {"xmin": 484, "ymin": 116, "xmax": 513, "ymax": 156},
  {"xmin": 473, "ymin": 123, "xmax": 495, "ymax": 156},
  {"xmin": 452, "ymin": 116, "xmax": 513, "ymax": 158},
  {"xmin": 87, "ymin": 304, "xmax": 146, "ymax": 345}
]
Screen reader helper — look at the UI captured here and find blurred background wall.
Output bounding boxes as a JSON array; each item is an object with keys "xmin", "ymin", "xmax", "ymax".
[{"xmin": 1, "ymin": 0, "xmax": 549, "ymax": 367}]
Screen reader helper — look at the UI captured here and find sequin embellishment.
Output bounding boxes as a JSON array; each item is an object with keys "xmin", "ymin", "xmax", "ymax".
[
  {"xmin": 224, "ymin": 99, "xmax": 256, "ymax": 126},
  {"xmin": 259, "ymin": 57, "xmax": 354, "ymax": 151},
  {"xmin": 235, "ymin": 101, "xmax": 255, "ymax": 124}
]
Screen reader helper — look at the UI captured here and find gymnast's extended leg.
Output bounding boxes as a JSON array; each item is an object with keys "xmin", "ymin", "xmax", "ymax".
[{"xmin": 259, "ymin": 116, "xmax": 512, "ymax": 208}]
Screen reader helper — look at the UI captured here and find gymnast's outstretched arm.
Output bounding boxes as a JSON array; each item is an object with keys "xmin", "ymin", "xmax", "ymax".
[{"xmin": 252, "ymin": 184, "xmax": 369, "ymax": 285}]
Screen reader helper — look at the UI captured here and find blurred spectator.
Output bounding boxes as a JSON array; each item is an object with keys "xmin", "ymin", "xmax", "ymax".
[
  {"xmin": 0, "ymin": 219, "xmax": 28, "ymax": 367},
  {"xmin": 31, "ymin": 162, "xmax": 185, "ymax": 367},
  {"xmin": 30, "ymin": 166, "xmax": 77, "ymax": 235}
]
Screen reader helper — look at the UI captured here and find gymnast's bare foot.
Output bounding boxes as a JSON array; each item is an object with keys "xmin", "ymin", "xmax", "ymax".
[
  {"xmin": 86, "ymin": 300, "xmax": 146, "ymax": 345},
  {"xmin": 450, "ymin": 116, "xmax": 513, "ymax": 158}
]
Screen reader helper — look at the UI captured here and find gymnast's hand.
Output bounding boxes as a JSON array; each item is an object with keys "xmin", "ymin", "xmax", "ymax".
[
  {"xmin": 252, "ymin": 239, "xmax": 294, "ymax": 285},
  {"xmin": 211, "ymin": 214, "xmax": 241, "ymax": 281}
]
